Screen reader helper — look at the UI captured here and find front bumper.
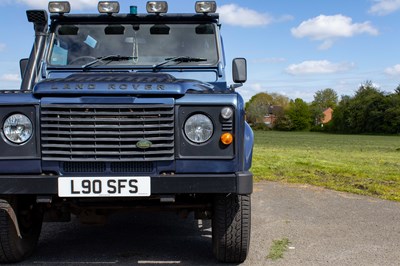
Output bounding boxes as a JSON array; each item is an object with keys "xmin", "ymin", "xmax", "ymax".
[{"xmin": 0, "ymin": 171, "xmax": 253, "ymax": 195}]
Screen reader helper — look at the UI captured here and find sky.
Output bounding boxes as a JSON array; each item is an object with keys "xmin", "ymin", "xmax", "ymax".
[{"xmin": 1, "ymin": 0, "xmax": 400, "ymax": 103}]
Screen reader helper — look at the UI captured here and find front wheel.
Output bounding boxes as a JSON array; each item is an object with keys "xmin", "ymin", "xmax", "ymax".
[
  {"xmin": 212, "ymin": 194, "xmax": 251, "ymax": 263},
  {"xmin": 0, "ymin": 196, "xmax": 43, "ymax": 263}
]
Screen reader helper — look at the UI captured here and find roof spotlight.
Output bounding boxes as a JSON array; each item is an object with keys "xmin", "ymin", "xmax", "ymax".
[
  {"xmin": 146, "ymin": 1, "xmax": 168, "ymax": 14},
  {"xmin": 48, "ymin": 1, "xmax": 71, "ymax": 14},
  {"xmin": 195, "ymin": 1, "xmax": 217, "ymax": 14},
  {"xmin": 98, "ymin": 1, "xmax": 120, "ymax": 14}
]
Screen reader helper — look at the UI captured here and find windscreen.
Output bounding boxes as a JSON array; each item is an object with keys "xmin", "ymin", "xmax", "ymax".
[{"xmin": 49, "ymin": 23, "xmax": 219, "ymax": 67}]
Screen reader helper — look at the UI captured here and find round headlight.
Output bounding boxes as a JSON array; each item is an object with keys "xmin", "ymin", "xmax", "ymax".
[
  {"xmin": 184, "ymin": 114, "xmax": 214, "ymax": 144},
  {"xmin": 3, "ymin": 114, "xmax": 33, "ymax": 144}
]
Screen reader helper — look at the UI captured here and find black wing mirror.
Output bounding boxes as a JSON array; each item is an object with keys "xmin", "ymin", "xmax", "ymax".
[
  {"xmin": 232, "ymin": 58, "xmax": 247, "ymax": 84},
  {"xmin": 20, "ymin": 58, "xmax": 29, "ymax": 80}
]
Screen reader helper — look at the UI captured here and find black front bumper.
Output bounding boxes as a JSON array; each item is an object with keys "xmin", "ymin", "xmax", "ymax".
[{"xmin": 0, "ymin": 172, "xmax": 253, "ymax": 195}]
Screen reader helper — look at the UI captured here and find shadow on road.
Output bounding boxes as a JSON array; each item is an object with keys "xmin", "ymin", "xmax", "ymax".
[{"xmin": 22, "ymin": 212, "xmax": 221, "ymax": 265}]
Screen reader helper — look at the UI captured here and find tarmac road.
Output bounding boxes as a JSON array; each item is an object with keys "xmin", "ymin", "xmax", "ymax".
[{"xmin": 19, "ymin": 181, "xmax": 400, "ymax": 266}]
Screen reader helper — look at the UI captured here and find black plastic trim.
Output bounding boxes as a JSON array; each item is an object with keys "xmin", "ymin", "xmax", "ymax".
[
  {"xmin": 0, "ymin": 105, "xmax": 40, "ymax": 159},
  {"xmin": 50, "ymin": 13, "xmax": 219, "ymax": 24},
  {"xmin": 177, "ymin": 105, "xmax": 235, "ymax": 159},
  {"xmin": 0, "ymin": 171, "xmax": 253, "ymax": 195}
]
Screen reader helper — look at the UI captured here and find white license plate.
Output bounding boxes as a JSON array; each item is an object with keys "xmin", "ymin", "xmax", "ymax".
[{"xmin": 58, "ymin": 177, "xmax": 151, "ymax": 197}]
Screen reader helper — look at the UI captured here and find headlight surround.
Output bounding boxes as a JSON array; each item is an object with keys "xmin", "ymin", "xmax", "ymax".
[
  {"xmin": 184, "ymin": 114, "xmax": 214, "ymax": 144},
  {"xmin": 3, "ymin": 114, "xmax": 33, "ymax": 144}
]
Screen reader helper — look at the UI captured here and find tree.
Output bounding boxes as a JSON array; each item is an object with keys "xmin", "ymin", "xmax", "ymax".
[
  {"xmin": 383, "ymin": 92, "xmax": 400, "ymax": 134},
  {"xmin": 245, "ymin": 92, "xmax": 289, "ymax": 124},
  {"xmin": 269, "ymin": 93, "xmax": 290, "ymax": 109},
  {"xmin": 310, "ymin": 88, "xmax": 338, "ymax": 125},
  {"xmin": 347, "ymin": 81, "xmax": 386, "ymax": 133},
  {"xmin": 329, "ymin": 81, "xmax": 397, "ymax": 134},
  {"xmin": 274, "ymin": 114, "xmax": 293, "ymax": 131},
  {"xmin": 286, "ymin": 98, "xmax": 312, "ymax": 131},
  {"xmin": 245, "ymin": 93, "xmax": 273, "ymax": 124},
  {"xmin": 313, "ymin": 88, "xmax": 338, "ymax": 109},
  {"xmin": 395, "ymin": 84, "xmax": 400, "ymax": 95},
  {"xmin": 330, "ymin": 95, "xmax": 351, "ymax": 133}
]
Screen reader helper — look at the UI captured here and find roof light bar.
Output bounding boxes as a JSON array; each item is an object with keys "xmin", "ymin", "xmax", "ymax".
[
  {"xmin": 146, "ymin": 1, "xmax": 168, "ymax": 14},
  {"xmin": 195, "ymin": 1, "xmax": 217, "ymax": 14},
  {"xmin": 48, "ymin": 1, "xmax": 71, "ymax": 14},
  {"xmin": 98, "ymin": 1, "xmax": 120, "ymax": 14}
]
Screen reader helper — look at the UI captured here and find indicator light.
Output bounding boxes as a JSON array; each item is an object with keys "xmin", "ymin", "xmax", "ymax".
[{"xmin": 220, "ymin": 133, "xmax": 233, "ymax": 145}]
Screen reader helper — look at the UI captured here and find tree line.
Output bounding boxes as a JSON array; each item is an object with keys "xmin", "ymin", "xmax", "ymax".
[{"xmin": 246, "ymin": 81, "xmax": 400, "ymax": 134}]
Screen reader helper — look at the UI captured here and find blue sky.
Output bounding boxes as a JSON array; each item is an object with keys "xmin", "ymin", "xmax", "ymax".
[{"xmin": 1, "ymin": 0, "xmax": 400, "ymax": 102}]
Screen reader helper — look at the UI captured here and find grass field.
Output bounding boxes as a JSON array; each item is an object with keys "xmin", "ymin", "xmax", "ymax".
[{"xmin": 252, "ymin": 131, "xmax": 400, "ymax": 201}]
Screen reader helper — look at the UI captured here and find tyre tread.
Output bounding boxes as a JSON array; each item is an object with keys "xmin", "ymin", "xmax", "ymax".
[
  {"xmin": 0, "ymin": 198, "xmax": 18, "ymax": 262},
  {"xmin": 212, "ymin": 194, "xmax": 251, "ymax": 263},
  {"xmin": 0, "ymin": 197, "xmax": 42, "ymax": 263}
]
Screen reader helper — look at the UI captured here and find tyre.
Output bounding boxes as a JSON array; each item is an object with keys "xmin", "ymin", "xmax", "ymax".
[
  {"xmin": 212, "ymin": 194, "xmax": 251, "ymax": 263},
  {"xmin": 0, "ymin": 196, "xmax": 43, "ymax": 263}
]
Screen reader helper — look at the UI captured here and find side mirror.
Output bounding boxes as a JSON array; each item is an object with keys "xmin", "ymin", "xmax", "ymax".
[
  {"xmin": 20, "ymin": 58, "xmax": 29, "ymax": 80},
  {"xmin": 232, "ymin": 58, "xmax": 247, "ymax": 83}
]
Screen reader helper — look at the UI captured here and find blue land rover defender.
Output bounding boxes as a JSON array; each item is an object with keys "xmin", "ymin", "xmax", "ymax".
[{"xmin": 0, "ymin": 1, "xmax": 253, "ymax": 263}]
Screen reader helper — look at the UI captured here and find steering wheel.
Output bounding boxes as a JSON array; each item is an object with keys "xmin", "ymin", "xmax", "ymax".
[{"xmin": 69, "ymin": 56, "xmax": 96, "ymax": 65}]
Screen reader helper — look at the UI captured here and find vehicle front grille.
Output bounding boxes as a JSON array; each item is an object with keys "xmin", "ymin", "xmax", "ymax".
[{"xmin": 41, "ymin": 103, "xmax": 174, "ymax": 162}]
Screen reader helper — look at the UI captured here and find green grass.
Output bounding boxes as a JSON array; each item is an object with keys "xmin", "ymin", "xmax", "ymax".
[
  {"xmin": 252, "ymin": 131, "xmax": 400, "ymax": 201},
  {"xmin": 266, "ymin": 238, "xmax": 291, "ymax": 260}
]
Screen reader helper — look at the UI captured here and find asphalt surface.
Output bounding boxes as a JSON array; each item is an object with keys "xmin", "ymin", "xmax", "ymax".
[{"xmin": 16, "ymin": 181, "xmax": 400, "ymax": 266}]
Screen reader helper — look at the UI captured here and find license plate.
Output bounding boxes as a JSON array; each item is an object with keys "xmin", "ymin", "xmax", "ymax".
[{"xmin": 58, "ymin": 177, "xmax": 151, "ymax": 197}]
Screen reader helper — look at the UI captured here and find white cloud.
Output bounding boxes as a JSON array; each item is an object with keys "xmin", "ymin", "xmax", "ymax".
[
  {"xmin": 15, "ymin": 0, "xmax": 98, "ymax": 10},
  {"xmin": 291, "ymin": 14, "xmax": 379, "ymax": 49},
  {"xmin": 0, "ymin": 74, "xmax": 20, "ymax": 82},
  {"xmin": 218, "ymin": 4, "xmax": 292, "ymax": 27},
  {"xmin": 218, "ymin": 4, "xmax": 271, "ymax": 27},
  {"xmin": 369, "ymin": 0, "xmax": 400, "ymax": 15},
  {"xmin": 0, "ymin": 43, "xmax": 5, "ymax": 52},
  {"xmin": 385, "ymin": 64, "xmax": 400, "ymax": 75},
  {"xmin": 285, "ymin": 60, "xmax": 355, "ymax": 75}
]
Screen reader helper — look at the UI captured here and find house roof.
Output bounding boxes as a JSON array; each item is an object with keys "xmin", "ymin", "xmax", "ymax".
[{"xmin": 268, "ymin": 105, "xmax": 283, "ymax": 115}]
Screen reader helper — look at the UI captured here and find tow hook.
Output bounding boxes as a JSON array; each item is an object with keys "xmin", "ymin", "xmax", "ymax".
[{"xmin": 0, "ymin": 199, "xmax": 22, "ymax": 239}]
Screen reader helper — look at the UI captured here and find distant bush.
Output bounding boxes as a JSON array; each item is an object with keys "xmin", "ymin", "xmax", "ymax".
[
  {"xmin": 310, "ymin": 121, "xmax": 333, "ymax": 132},
  {"xmin": 310, "ymin": 124, "xmax": 324, "ymax": 132},
  {"xmin": 328, "ymin": 82, "xmax": 400, "ymax": 134},
  {"xmin": 274, "ymin": 115, "xmax": 293, "ymax": 131},
  {"xmin": 251, "ymin": 123, "xmax": 271, "ymax": 131}
]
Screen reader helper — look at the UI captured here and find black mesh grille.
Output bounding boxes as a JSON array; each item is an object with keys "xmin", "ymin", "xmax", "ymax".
[
  {"xmin": 26, "ymin": 10, "xmax": 48, "ymax": 25},
  {"xmin": 111, "ymin": 162, "xmax": 153, "ymax": 173},
  {"xmin": 63, "ymin": 162, "xmax": 106, "ymax": 173},
  {"xmin": 62, "ymin": 162, "xmax": 153, "ymax": 173},
  {"xmin": 41, "ymin": 104, "xmax": 174, "ymax": 162}
]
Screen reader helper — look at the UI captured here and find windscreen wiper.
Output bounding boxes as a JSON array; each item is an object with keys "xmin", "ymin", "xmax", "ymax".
[
  {"xmin": 82, "ymin": 55, "xmax": 134, "ymax": 69},
  {"xmin": 152, "ymin": 56, "xmax": 207, "ymax": 70}
]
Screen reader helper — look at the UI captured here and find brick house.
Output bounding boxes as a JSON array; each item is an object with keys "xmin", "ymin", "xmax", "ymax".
[
  {"xmin": 263, "ymin": 105, "xmax": 283, "ymax": 127},
  {"xmin": 321, "ymin": 107, "xmax": 333, "ymax": 124}
]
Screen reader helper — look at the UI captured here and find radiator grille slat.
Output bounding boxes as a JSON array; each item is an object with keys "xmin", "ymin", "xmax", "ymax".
[
  {"xmin": 41, "ymin": 129, "xmax": 174, "ymax": 136},
  {"xmin": 42, "ymin": 136, "xmax": 174, "ymax": 142},
  {"xmin": 41, "ymin": 123, "xmax": 174, "ymax": 129},
  {"xmin": 42, "ymin": 143, "xmax": 174, "ymax": 149},
  {"xmin": 41, "ymin": 104, "xmax": 175, "ymax": 161}
]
